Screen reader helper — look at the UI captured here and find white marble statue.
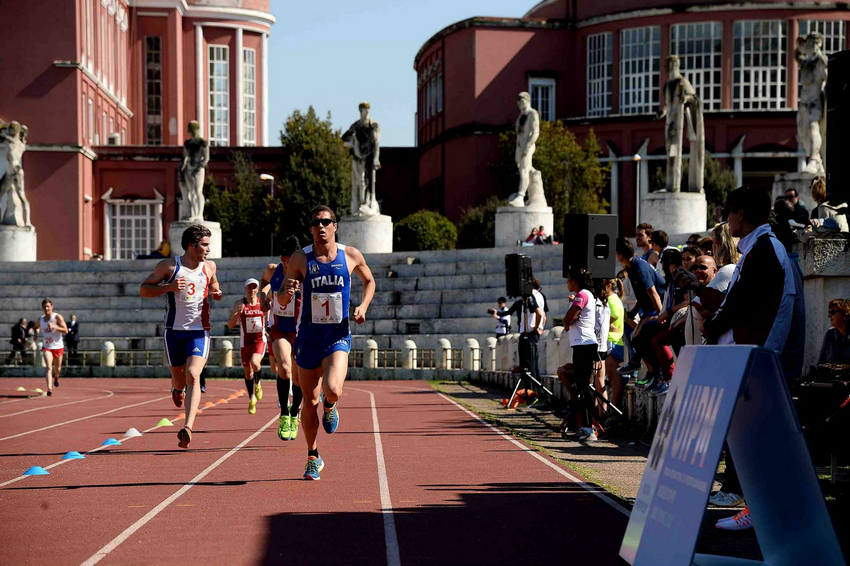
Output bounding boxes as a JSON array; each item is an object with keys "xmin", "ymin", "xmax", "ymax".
[
  {"xmin": 342, "ymin": 102, "xmax": 381, "ymax": 217},
  {"xmin": 178, "ymin": 120, "xmax": 209, "ymax": 221},
  {"xmin": 509, "ymin": 92, "xmax": 546, "ymax": 207},
  {"xmin": 796, "ymin": 32, "xmax": 828, "ymax": 175},
  {"xmin": 0, "ymin": 121, "xmax": 31, "ymax": 227},
  {"xmin": 656, "ymin": 56, "xmax": 704, "ymax": 193}
]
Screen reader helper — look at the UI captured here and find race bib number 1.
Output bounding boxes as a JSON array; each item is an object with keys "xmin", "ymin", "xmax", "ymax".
[{"xmin": 311, "ymin": 292, "xmax": 343, "ymax": 324}]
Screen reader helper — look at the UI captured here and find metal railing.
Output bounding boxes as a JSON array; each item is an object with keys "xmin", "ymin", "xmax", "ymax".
[
  {"xmin": 349, "ymin": 350, "xmax": 364, "ymax": 368},
  {"xmin": 376, "ymin": 349, "xmax": 402, "ymax": 369},
  {"xmin": 416, "ymin": 349, "xmax": 436, "ymax": 369}
]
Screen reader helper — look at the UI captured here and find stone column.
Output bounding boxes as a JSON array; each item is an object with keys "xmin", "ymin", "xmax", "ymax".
[
  {"xmin": 365, "ymin": 339, "xmax": 378, "ymax": 369},
  {"xmin": 437, "ymin": 338, "xmax": 452, "ymax": 370},
  {"xmin": 337, "ymin": 215, "xmax": 393, "ymax": 253},
  {"xmin": 497, "ymin": 335, "xmax": 509, "ymax": 370},
  {"xmin": 220, "ymin": 340, "xmax": 233, "ymax": 368},
  {"xmin": 403, "ymin": 339, "xmax": 417, "ymax": 369},
  {"xmin": 486, "ymin": 337, "xmax": 497, "ymax": 371},
  {"xmin": 236, "ymin": 27, "xmax": 243, "ymax": 146},
  {"xmin": 100, "ymin": 341, "xmax": 115, "ymax": 368},
  {"xmin": 464, "ymin": 338, "xmax": 480, "ymax": 371},
  {"xmin": 547, "ymin": 326, "xmax": 564, "ymax": 375}
]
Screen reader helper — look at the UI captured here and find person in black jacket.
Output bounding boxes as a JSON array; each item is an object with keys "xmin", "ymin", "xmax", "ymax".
[
  {"xmin": 6, "ymin": 318, "xmax": 26, "ymax": 365},
  {"xmin": 66, "ymin": 315, "xmax": 80, "ymax": 359}
]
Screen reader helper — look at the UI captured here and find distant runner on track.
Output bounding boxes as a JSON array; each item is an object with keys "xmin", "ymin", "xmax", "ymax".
[
  {"xmin": 39, "ymin": 299, "xmax": 68, "ymax": 396},
  {"xmin": 139, "ymin": 224, "xmax": 223, "ymax": 448},
  {"xmin": 278, "ymin": 205, "xmax": 375, "ymax": 480},
  {"xmin": 227, "ymin": 278, "xmax": 268, "ymax": 415},
  {"xmin": 261, "ymin": 235, "xmax": 303, "ymax": 442}
]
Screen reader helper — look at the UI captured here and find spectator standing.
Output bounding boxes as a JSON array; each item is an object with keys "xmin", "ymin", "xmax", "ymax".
[
  {"xmin": 66, "ymin": 315, "xmax": 80, "ymax": 361},
  {"xmin": 6, "ymin": 318, "xmax": 27, "ymax": 365},
  {"xmin": 24, "ymin": 321, "xmax": 38, "ymax": 363},
  {"xmin": 593, "ymin": 281, "xmax": 612, "ymax": 418},
  {"xmin": 490, "ymin": 297, "xmax": 512, "ymax": 338},
  {"xmin": 819, "ymin": 299, "xmax": 850, "ymax": 365},
  {"xmin": 603, "ymin": 279, "xmax": 628, "ymax": 419},
  {"xmin": 557, "ymin": 267, "xmax": 600, "ymax": 441},
  {"xmin": 635, "ymin": 223, "xmax": 658, "ymax": 267},
  {"xmin": 785, "ymin": 188, "xmax": 810, "ymax": 225},
  {"xmin": 699, "ymin": 237, "xmax": 714, "ymax": 257},
  {"xmin": 492, "ymin": 289, "xmax": 545, "ymax": 386},
  {"xmin": 681, "ymin": 246, "xmax": 700, "ymax": 271},
  {"xmin": 614, "ymin": 238, "xmax": 663, "ymax": 382},
  {"xmin": 686, "ymin": 234, "xmax": 702, "ymax": 247},
  {"xmin": 650, "ymin": 230, "xmax": 677, "ymax": 285},
  {"xmin": 677, "ymin": 185, "xmax": 800, "ymax": 530}
]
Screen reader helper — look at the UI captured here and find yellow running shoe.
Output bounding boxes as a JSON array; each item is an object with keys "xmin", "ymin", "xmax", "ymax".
[
  {"xmin": 248, "ymin": 397, "xmax": 257, "ymax": 415},
  {"xmin": 255, "ymin": 382, "xmax": 263, "ymax": 401},
  {"xmin": 289, "ymin": 415, "xmax": 299, "ymax": 440},
  {"xmin": 278, "ymin": 415, "xmax": 291, "ymax": 441}
]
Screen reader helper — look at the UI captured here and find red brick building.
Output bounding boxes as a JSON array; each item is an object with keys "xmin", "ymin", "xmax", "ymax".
[
  {"xmin": 1, "ymin": 0, "xmax": 274, "ymax": 260},
  {"xmin": 414, "ymin": 0, "xmax": 849, "ymax": 233}
]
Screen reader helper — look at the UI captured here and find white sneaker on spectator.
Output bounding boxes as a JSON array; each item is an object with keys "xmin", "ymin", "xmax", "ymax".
[
  {"xmin": 708, "ymin": 491, "xmax": 745, "ymax": 507},
  {"xmin": 715, "ymin": 507, "xmax": 753, "ymax": 530}
]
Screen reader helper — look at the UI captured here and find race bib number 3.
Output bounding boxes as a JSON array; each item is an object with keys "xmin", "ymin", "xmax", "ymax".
[
  {"xmin": 181, "ymin": 281, "xmax": 201, "ymax": 302},
  {"xmin": 311, "ymin": 292, "xmax": 343, "ymax": 324}
]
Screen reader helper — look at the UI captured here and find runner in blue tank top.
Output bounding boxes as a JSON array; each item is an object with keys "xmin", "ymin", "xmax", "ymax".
[{"xmin": 277, "ymin": 205, "xmax": 376, "ymax": 481}]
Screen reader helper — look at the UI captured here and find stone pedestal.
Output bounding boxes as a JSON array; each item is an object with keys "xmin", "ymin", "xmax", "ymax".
[
  {"xmin": 168, "ymin": 220, "xmax": 222, "ymax": 259},
  {"xmin": 772, "ymin": 172, "xmax": 815, "ymax": 208},
  {"xmin": 0, "ymin": 225, "xmax": 36, "ymax": 262},
  {"xmin": 640, "ymin": 192, "xmax": 706, "ymax": 236},
  {"xmin": 494, "ymin": 206, "xmax": 554, "ymax": 248},
  {"xmin": 337, "ymin": 214, "xmax": 393, "ymax": 253}
]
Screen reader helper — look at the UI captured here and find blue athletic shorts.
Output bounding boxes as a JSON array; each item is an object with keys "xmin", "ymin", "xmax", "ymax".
[
  {"xmin": 164, "ymin": 329, "xmax": 210, "ymax": 368},
  {"xmin": 610, "ymin": 344, "xmax": 625, "ymax": 364},
  {"xmin": 295, "ymin": 335, "xmax": 351, "ymax": 371}
]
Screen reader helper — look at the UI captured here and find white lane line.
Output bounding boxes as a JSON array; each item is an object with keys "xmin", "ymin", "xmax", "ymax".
[
  {"xmin": 434, "ymin": 392, "xmax": 631, "ymax": 518},
  {"xmin": 0, "ymin": 396, "xmax": 169, "ymax": 442},
  {"xmin": 351, "ymin": 387, "xmax": 401, "ymax": 566},
  {"xmin": 0, "ymin": 388, "xmax": 243, "ymax": 488},
  {"xmin": 0, "ymin": 391, "xmax": 115, "ymax": 419},
  {"xmin": 80, "ymin": 414, "xmax": 278, "ymax": 566}
]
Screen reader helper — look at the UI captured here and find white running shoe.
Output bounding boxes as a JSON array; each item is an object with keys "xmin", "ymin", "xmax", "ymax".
[
  {"xmin": 715, "ymin": 507, "xmax": 752, "ymax": 530},
  {"xmin": 708, "ymin": 491, "xmax": 745, "ymax": 507}
]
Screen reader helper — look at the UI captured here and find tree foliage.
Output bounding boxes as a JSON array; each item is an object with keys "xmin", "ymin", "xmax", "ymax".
[
  {"xmin": 275, "ymin": 107, "xmax": 351, "ymax": 245},
  {"xmin": 492, "ymin": 122, "xmax": 609, "ymax": 240},
  {"xmin": 205, "ymin": 153, "xmax": 270, "ymax": 257},
  {"xmin": 394, "ymin": 210, "xmax": 458, "ymax": 251},
  {"xmin": 457, "ymin": 196, "xmax": 507, "ymax": 249},
  {"xmin": 649, "ymin": 153, "xmax": 737, "ymax": 226}
]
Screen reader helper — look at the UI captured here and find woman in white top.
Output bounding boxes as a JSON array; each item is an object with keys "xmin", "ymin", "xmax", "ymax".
[
  {"xmin": 39, "ymin": 299, "xmax": 68, "ymax": 396},
  {"xmin": 556, "ymin": 266, "xmax": 600, "ymax": 441}
]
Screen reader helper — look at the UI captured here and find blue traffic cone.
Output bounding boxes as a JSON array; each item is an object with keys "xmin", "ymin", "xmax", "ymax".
[
  {"xmin": 62, "ymin": 451, "xmax": 85, "ymax": 460},
  {"xmin": 23, "ymin": 466, "xmax": 49, "ymax": 475},
  {"xmin": 101, "ymin": 438, "xmax": 122, "ymax": 446}
]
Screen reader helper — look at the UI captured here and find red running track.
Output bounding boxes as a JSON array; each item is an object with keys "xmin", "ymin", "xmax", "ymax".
[{"xmin": 0, "ymin": 379, "xmax": 630, "ymax": 565}]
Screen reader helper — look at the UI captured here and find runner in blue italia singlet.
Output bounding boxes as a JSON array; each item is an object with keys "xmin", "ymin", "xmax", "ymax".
[
  {"xmin": 277, "ymin": 206, "xmax": 375, "ymax": 481},
  {"xmin": 294, "ymin": 243, "xmax": 352, "ymax": 367}
]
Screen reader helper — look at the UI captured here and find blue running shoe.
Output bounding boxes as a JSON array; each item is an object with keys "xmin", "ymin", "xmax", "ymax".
[
  {"xmin": 303, "ymin": 456, "xmax": 324, "ymax": 480},
  {"xmin": 322, "ymin": 402, "xmax": 339, "ymax": 434}
]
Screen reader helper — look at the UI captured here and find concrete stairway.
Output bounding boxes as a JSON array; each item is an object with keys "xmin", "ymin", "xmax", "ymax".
[{"xmin": 0, "ymin": 245, "xmax": 566, "ymax": 353}]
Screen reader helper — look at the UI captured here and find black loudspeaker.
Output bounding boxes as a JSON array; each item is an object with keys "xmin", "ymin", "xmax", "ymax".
[
  {"xmin": 562, "ymin": 214, "xmax": 618, "ymax": 280},
  {"xmin": 827, "ymin": 50, "xmax": 850, "ymax": 204},
  {"xmin": 505, "ymin": 253, "xmax": 534, "ymax": 297}
]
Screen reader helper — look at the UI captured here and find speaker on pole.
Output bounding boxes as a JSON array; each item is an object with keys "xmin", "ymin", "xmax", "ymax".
[
  {"xmin": 827, "ymin": 50, "xmax": 850, "ymax": 204},
  {"xmin": 505, "ymin": 253, "xmax": 534, "ymax": 297},
  {"xmin": 562, "ymin": 214, "xmax": 618, "ymax": 280}
]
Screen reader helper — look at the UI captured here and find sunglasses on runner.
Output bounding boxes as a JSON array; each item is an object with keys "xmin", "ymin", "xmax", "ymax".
[{"xmin": 309, "ymin": 218, "xmax": 334, "ymax": 227}]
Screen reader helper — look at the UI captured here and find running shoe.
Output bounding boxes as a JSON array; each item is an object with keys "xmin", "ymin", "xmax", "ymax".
[
  {"xmin": 177, "ymin": 427, "xmax": 192, "ymax": 449},
  {"xmin": 278, "ymin": 415, "xmax": 291, "ymax": 441},
  {"xmin": 322, "ymin": 402, "xmax": 339, "ymax": 434},
  {"xmin": 255, "ymin": 382, "xmax": 263, "ymax": 401},
  {"xmin": 635, "ymin": 372, "xmax": 654, "ymax": 387},
  {"xmin": 53, "ymin": 377, "xmax": 59, "ymax": 387},
  {"xmin": 649, "ymin": 381, "xmax": 669, "ymax": 397},
  {"xmin": 47, "ymin": 390, "xmax": 53, "ymax": 397},
  {"xmin": 289, "ymin": 415, "xmax": 299, "ymax": 440},
  {"xmin": 303, "ymin": 456, "xmax": 325, "ymax": 480},
  {"xmin": 617, "ymin": 361, "xmax": 641, "ymax": 374},
  {"xmin": 576, "ymin": 426, "xmax": 598, "ymax": 442},
  {"xmin": 708, "ymin": 491, "xmax": 745, "ymax": 508},
  {"xmin": 201, "ymin": 385, "xmax": 206, "ymax": 393},
  {"xmin": 642, "ymin": 374, "xmax": 658, "ymax": 391},
  {"xmin": 715, "ymin": 507, "xmax": 753, "ymax": 530},
  {"xmin": 248, "ymin": 397, "xmax": 257, "ymax": 415},
  {"xmin": 171, "ymin": 387, "xmax": 184, "ymax": 408}
]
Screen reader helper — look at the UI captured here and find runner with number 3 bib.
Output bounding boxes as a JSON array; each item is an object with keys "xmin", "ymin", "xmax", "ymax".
[
  {"xmin": 278, "ymin": 206, "xmax": 375, "ymax": 480},
  {"xmin": 140, "ymin": 224, "xmax": 223, "ymax": 449}
]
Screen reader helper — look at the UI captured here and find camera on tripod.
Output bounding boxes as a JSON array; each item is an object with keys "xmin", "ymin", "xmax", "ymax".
[{"xmin": 504, "ymin": 253, "xmax": 534, "ymax": 298}]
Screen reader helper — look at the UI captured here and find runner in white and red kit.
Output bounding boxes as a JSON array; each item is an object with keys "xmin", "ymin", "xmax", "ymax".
[
  {"xmin": 139, "ymin": 224, "xmax": 223, "ymax": 449},
  {"xmin": 227, "ymin": 278, "xmax": 268, "ymax": 414},
  {"xmin": 39, "ymin": 299, "xmax": 68, "ymax": 396}
]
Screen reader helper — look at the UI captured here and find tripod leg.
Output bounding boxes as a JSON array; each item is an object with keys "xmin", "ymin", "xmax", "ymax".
[{"xmin": 506, "ymin": 377, "xmax": 523, "ymax": 409}]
